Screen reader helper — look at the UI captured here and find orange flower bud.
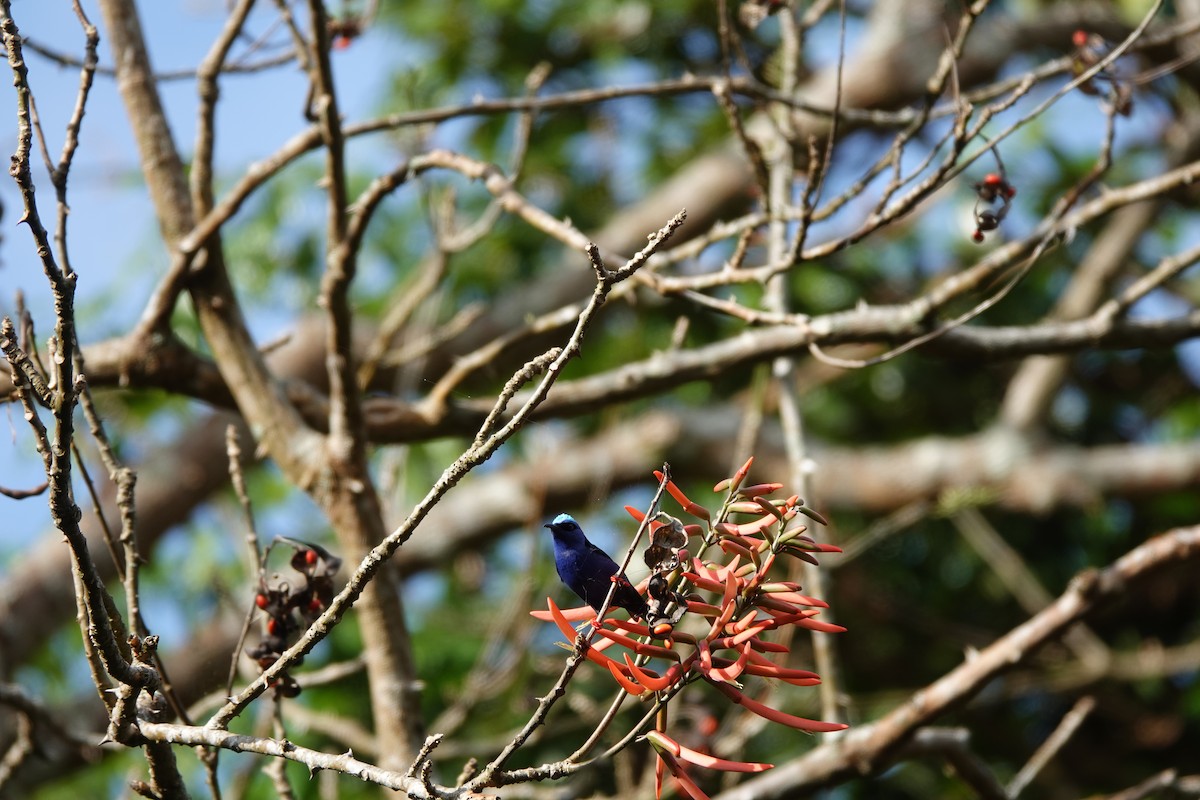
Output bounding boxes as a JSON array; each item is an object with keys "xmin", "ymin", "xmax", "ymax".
[
  {"xmin": 607, "ymin": 660, "xmax": 646, "ymax": 696},
  {"xmin": 738, "ymin": 482, "xmax": 784, "ymax": 498}
]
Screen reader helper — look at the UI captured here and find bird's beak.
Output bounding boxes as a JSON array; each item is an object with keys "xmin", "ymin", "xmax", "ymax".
[{"xmin": 543, "ymin": 523, "xmax": 553, "ymax": 530}]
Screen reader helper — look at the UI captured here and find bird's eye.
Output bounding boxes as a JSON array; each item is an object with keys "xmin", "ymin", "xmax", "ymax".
[{"xmin": 563, "ymin": 521, "xmax": 577, "ymax": 530}]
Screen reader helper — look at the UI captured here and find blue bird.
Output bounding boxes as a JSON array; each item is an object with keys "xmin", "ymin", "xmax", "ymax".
[{"xmin": 545, "ymin": 513, "xmax": 648, "ymax": 620}]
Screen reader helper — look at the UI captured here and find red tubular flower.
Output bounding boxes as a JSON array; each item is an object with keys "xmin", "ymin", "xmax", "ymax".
[
  {"xmin": 713, "ymin": 521, "xmax": 739, "ymax": 537},
  {"xmin": 734, "ymin": 511, "xmax": 785, "ymax": 537},
  {"xmin": 592, "ymin": 636, "xmax": 619, "ymax": 652},
  {"xmin": 791, "ymin": 616, "xmax": 848, "ymax": 634},
  {"xmin": 529, "ymin": 604, "xmax": 595, "ymax": 623},
  {"xmin": 536, "ymin": 462, "xmax": 848, "ymax": 758},
  {"xmin": 692, "ymin": 570, "xmax": 739, "ymax": 635},
  {"xmin": 722, "ymin": 530, "xmax": 768, "ymax": 554},
  {"xmin": 668, "ymin": 630, "xmax": 699, "ymax": 647},
  {"xmin": 748, "ymin": 637, "xmax": 789, "ymax": 654},
  {"xmin": 655, "ymin": 470, "xmax": 712, "ymax": 520},
  {"xmin": 543, "ymin": 597, "xmax": 638, "ymax": 672},
  {"xmin": 732, "ymin": 609, "xmax": 759, "ymax": 633},
  {"xmin": 752, "ymin": 495, "xmax": 786, "ymax": 523},
  {"xmin": 605, "ymin": 617, "xmax": 655, "ymax": 637},
  {"xmin": 713, "ymin": 455, "xmax": 755, "ymax": 493},
  {"xmin": 544, "ymin": 596, "xmax": 584, "ymax": 641},
  {"xmin": 738, "ymin": 482, "xmax": 784, "ymax": 498},
  {"xmin": 718, "ymin": 537, "xmax": 757, "ymax": 562},
  {"xmin": 607, "ymin": 661, "xmax": 646, "ymax": 695},
  {"xmin": 709, "ymin": 680, "xmax": 848, "ymax": 733},
  {"xmin": 755, "ymin": 595, "xmax": 811, "ymax": 615},
  {"xmin": 711, "ymin": 619, "xmax": 774, "ymax": 649},
  {"xmin": 782, "ymin": 538, "xmax": 843, "ymax": 554},
  {"xmin": 712, "ymin": 555, "xmax": 742, "ymax": 580},
  {"xmin": 759, "ymin": 586, "xmax": 829, "ymax": 608},
  {"xmin": 682, "ymin": 571, "xmax": 724, "ymax": 594},
  {"xmin": 744, "ymin": 552, "xmax": 776, "ymax": 592},
  {"xmin": 593, "ymin": 626, "xmax": 682, "ymax": 661},
  {"xmin": 742, "ymin": 649, "xmax": 792, "ymax": 672},
  {"xmin": 657, "ymin": 751, "xmax": 712, "ymax": 800},
  {"xmin": 743, "ymin": 648, "xmax": 820, "ymax": 680},
  {"xmin": 585, "ymin": 640, "xmax": 631, "ymax": 671},
  {"xmin": 754, "ymin": 605, "xmax": 818, "ymax": 625},
  {"xmin": 625, "ymin": 654, "xmax": 684, "ymax": 692},
  {"xmin": 645, "ymin": 729, "xmax": 772, "ymax": 774},
  {"xmin": 686, "ymin": 554, "xmax": 739, "ymax": 585},
  {"xmin": 707, "ymin": 642, "xmax": 751, "ymax": 682},
  {"xmin": 705, "ymin": 593, "xmax": 741, "ymax": 643},
  {"xmin": 727, "ymin": 500, "xmax": 773, "ymax": 513},
  {"xmin": 718, "ymin": 571, "xmax": 739, "ymax": 621},
  {"xmin": 685, "ymin": 600, "xmax": 723, "ymax": 618}
]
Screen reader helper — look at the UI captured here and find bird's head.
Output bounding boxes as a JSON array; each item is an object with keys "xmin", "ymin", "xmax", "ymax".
[{"xmin": 545, "ymin": 513, "xmax": 586, "ymax": 545}]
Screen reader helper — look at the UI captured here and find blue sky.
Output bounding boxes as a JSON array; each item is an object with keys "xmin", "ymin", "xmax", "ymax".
[{"xmin": 0, "ymin": 0, "xmax": 398, "ymax": 562}]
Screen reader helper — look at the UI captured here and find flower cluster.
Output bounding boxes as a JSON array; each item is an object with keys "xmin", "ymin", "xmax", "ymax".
[
  {"xmin": 246, "ymin": 538, "xmax": 342, "ymax": 698},
  {"xmin": 534, "ymin": 458, "xmax": 846, "ymax": 799},
  {"xmin": 1072, "ymin": 29, "xmax": 1134, "ymax": 117}
]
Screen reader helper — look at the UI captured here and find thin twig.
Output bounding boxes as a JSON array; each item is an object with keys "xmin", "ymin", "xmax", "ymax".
[{"xmin": 1006, "ymin": 695, "xmax": 1097, "ymax": 797}]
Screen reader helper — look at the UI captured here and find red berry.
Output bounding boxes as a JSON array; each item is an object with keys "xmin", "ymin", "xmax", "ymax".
[
  {"xmin": 1072, "ymin": 29, "xmax": 1089, "ymax": 48},
  {"xmin": 972, "ymin": 230, "xmax": 985, "ymax": 243},
  {"xmin": 304, "ymin": 549, "xmax": 318, "ymax": 566},
  {"xmin": 1004, "ymin": 185, "xmax": 1016, "ymax": 198},
  {"xmin": 308, "ymin": 597, "xmax": 323, "ymax": 613},
  {"xmin": 983, "ymin": 173, "xmax": 1003, "ymax": 186},
  {"xmin": 267, "ymin": 617, "xmax": 282, "ymax": 635},
  {"xmin": 255, "ymin": 593, "xmax": 269, "ymax": 609}
]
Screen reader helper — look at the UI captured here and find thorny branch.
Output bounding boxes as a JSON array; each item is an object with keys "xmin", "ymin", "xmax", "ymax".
[{"xmin": 1, "ymin": 3, "xmax": 185, "ymax": 795}]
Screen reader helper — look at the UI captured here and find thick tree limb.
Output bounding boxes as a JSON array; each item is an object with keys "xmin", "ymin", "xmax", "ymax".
[{"xmin": 713, "ymin": 525, "xmax": 1200, "ymax": 799}]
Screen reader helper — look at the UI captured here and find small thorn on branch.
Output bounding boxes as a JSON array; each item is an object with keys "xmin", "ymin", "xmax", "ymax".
[
  {"xmin": 586, "ymin": 242, "xmax": 608, "ymax": 281},
  {"xmin": 404, "ymin": 733, "xmax": 444, "ymax": 779}
]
